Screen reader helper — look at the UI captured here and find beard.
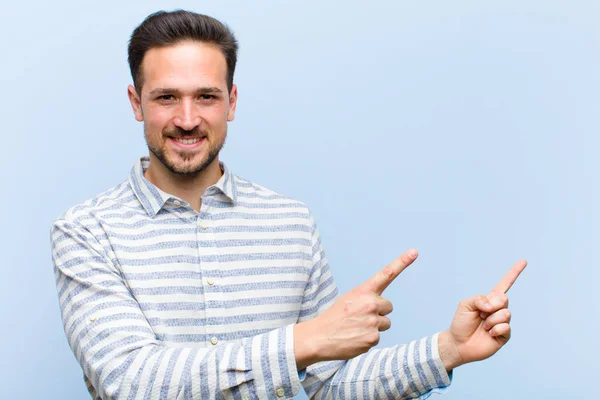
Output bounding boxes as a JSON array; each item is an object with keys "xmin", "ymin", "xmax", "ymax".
[{"xmin": 145, "ymin": 125, "xmax": 227, "ymax": 176}]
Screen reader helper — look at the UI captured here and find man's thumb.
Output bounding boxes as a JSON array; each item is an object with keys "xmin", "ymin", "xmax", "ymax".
[{"xmin": 459, "ymin": 294, "xmax": 494, "ymax": 313}]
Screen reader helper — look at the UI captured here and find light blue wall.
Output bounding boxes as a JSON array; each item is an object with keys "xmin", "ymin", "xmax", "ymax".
[{"xmin": 2, "ymin": 1, "xmax": 596, "ymax": 398}]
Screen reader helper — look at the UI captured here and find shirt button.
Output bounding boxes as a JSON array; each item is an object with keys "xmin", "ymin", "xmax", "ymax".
[
  {"xmin": 201, "ymin": 226, "xmax": 208, "ymax": 230},
  {"xmin": 89, "ymin": 315, "xmax": 97, "ymax": 322},
  {"xmin": 276, "ymin": 388, "xmax": 285, "ymax": 397},
  {"xmin": 206, "ymin": 279, "xmax": 215, "ymax": 286},
  {"xmin": 173, "ymin": 200, "xmax": 182, "ymax": 206},
  {"xmin": 210, "ymin": 337, "xmax": 219, "ymax": 345}
]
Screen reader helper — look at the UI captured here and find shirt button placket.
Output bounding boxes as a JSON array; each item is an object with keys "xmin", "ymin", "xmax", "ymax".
[
  {"xmin": 198, "ymin": 208, "xmax": 220, "ymax": 348},
  {"xmin": 196, "ymin": 214, "xmax": 210, "ymax": 343}
]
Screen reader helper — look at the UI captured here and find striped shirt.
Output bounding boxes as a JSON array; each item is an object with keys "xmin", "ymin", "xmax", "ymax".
[{"xmin": 50, "ymin": 157, "xmax": 451, "ymax": 399}]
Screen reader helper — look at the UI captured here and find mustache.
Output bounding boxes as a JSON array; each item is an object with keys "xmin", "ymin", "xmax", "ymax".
[{"xmin": 163, "ymin": 126, "xmax": 210, "ymax": 138}]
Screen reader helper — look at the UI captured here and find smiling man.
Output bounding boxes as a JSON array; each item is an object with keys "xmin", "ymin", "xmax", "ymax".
[
  {"xmin": 50, "ymin": 10, "xmax": 525, "ymax": 400},
  {"xmin": 128, "ymin": 26, "xmax": 237, "ymax": 210}
]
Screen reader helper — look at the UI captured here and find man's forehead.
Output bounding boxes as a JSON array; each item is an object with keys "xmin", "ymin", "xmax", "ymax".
[{"xmin": 141, "ymin": 41, "xmax": 228, "ymax": 91}]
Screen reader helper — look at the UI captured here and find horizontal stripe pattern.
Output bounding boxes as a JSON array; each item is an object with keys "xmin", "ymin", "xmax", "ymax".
[{"xmin": 51, "ymin": 157, "xmax": 450, "ymax": 399}]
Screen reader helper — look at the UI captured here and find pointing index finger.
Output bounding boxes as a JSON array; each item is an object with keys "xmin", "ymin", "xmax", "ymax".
[
  {"xmin": 364, "ymin": 249, "xmax": 418, "ymax": 295},
  {"xmin": 490, "ymin": 260, "xmax": 527, "ymax": 295}
]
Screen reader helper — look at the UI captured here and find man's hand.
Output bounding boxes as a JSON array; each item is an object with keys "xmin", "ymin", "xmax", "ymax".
[
  {"xmin": 294, "ymin": 249, "xmax": 419, "ymax": 369},
  {"xmin": 438, "ymin": 260, "xmax": 527, "ymax": 371}
]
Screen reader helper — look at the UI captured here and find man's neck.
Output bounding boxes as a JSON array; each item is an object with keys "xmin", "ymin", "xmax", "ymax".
[{"xmin": 143, "ymin": 154, "xmax": 223, "ymax": 212}]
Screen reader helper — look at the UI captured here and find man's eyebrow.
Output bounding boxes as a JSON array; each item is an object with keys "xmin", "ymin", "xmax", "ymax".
[
  {"xmin": 196, "ymin": 87, "xmax": 223, "ymax": 94},
  {"xmin": 148, "ymin": 87, "xmax": 224, "ymax": 96}
]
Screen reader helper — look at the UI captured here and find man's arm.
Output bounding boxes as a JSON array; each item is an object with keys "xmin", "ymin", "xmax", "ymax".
[
  {"xmin": 291, "ymin": 215, "xmax": 451, "ymax": 399},
  {"xmin": 51, "ymin": 219, "xmax": 305, "ymax": 399},
  {"xmin": 290, "ymin": 213, "xmax": 524, "ymax": 399}
]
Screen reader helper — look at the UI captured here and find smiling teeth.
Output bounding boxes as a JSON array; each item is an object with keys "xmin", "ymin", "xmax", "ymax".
[{"xmin": 174, "ymin": 137, "xmax": 202, "ymax": 144}]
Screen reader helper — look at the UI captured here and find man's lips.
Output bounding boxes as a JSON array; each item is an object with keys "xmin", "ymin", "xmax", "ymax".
[{"xmin": 168, "ymin": 136, "xmax": 206, "ymax": 148}]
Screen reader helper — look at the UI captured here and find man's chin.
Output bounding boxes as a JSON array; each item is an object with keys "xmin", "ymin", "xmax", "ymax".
[
  {"xmin": 149, "ymin": 145, "xmax": 221, "ymax": 176},
  {"xmin": 164, "ymin": 157, "xmax": 215, "ymax": 176},
  {"xmin": 168, "ymin": 163, "xmax": 205, "ymax": 176}
]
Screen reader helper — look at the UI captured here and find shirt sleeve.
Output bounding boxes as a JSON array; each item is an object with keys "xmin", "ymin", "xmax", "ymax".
[
  {"xmin": 297, "ymin": 212, "xmax": 453, "ymax": 399},
  {"xmin": 51, "ymin": 218, "xmax": 303, "ymax": 400}
]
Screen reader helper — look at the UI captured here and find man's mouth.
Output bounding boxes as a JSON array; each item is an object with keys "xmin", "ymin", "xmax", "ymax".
[
  {"xmin": 168, "ymin": 136, "xmax": 207, "ymax": 149},
  {"xmin": 170, "ymin": 137, "xmax": 204, "ymax": 145}
]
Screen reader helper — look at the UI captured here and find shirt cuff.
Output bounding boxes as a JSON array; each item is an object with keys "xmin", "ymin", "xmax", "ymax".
[
  {"xmin": 251, "ymin": 324, "xmax": 302, "ymax": 399},
  {"xmin": 415, "ymin": 332, "xmax": 453, "ymax": 399}
]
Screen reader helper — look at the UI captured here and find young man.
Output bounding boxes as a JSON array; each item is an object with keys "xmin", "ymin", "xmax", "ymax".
[{"xmin": 51, "ymin": 10, "xmax": 526, "ymax": 399}]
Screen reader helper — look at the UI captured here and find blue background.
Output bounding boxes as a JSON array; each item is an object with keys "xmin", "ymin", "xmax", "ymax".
[{"xmin": 2, "ymin": 1, "xmax": 597, "ymax": 398}]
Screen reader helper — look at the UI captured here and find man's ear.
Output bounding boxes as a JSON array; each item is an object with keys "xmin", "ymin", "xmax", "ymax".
[
  {"xmin": 227, "ymin": 84, "xmax": 238, "ymax": 122},
  {"xmin": 127, "ymin": 85, "xmax": 144, "ymax": 122}
]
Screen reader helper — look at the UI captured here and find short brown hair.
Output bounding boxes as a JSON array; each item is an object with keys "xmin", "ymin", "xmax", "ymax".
[{"xmin": 128, "ymin": 10, "xmax": 238, "ymax": 94}]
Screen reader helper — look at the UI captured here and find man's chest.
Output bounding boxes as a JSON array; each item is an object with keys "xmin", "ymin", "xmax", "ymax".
[{"xmin": 104, "ymin": 216, "xmax": 313, "ymax": 347}]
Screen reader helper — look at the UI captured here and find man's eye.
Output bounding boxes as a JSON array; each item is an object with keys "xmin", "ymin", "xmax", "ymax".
[
  {"xmin": 158, "ymin": 95, "xmax": 174, "ymax": 101},
  {"xmin": 199, "ymin": 94, "xmax": 216, "ymax": 100}
]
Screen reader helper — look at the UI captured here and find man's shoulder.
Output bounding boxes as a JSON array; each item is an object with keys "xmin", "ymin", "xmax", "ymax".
[
  {"xmin": 51, "ymin": 179, "xmax": 133, "ymax": 227},
  {"xmin": 232, "ymin": 173, "xmax": 313, "ymax": 219}
]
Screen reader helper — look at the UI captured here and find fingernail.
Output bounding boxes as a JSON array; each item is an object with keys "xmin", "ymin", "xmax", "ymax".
[{"xmin": 408, "ymin": 249, "xmax": 417, "ymax": 258}]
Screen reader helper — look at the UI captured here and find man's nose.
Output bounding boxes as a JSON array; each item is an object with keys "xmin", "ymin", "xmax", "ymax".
[{"xmin": 173, "ymin": 99, "xmax": 202, "ymax": 131}]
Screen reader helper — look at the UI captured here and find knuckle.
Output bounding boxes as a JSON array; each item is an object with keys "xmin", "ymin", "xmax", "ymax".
[
  {"xmin": 367, "ymin": 315, "xmax": 379, "ymax": 327},
  {"xmin": 471, "ymin": 295, "xmax": 486, "ymax": 307},
  {"xmin": 504, "ymin": 309, "xmax": 511, "ymax": 321},
  {"xmin": 368, "ymin": 332, "xmax": 380, "ymax": 346},
  {"xmin": 382, "ymin": 265, "xmax": 394, "ymax": 280},
  {"xmin": 364, "ymin": 300, "xmax": 378, "ymax": 314}
]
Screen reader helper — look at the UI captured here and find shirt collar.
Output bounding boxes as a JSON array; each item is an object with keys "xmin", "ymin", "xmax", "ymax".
[{"xmin": 129, "ymin": 156, "xmax": 238, "ymax": 218}]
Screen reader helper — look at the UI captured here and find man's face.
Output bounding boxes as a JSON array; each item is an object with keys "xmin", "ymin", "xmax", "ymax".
[{"xmin": 128, "ymin": 40, "xmax": 237, "ymax": 175}]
